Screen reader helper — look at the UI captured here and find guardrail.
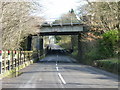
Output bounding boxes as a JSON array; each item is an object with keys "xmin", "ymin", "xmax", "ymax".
[{"xmin": 0, "ymin": 50, "xmax": 33, "ymax": 75}]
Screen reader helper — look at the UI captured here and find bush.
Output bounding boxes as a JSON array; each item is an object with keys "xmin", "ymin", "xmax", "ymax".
[
  {"xmin": 98, "ymin": 30, "xmax": 118, "ymax": 58},
  {"xmin": 86, "ymin": 30, "xmax": 119, "ymax": 61}
]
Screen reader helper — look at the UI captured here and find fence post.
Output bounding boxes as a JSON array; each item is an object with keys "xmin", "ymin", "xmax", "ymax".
[
  {"xmin": 24, "ymin": 51, "xmax": 25, "ymax": 63},
  {"xmin": 18, "ymin": 51, "xmax": 19, "ymax": 67},
  {"xmin": 8, "ymin": 50, "xmax": 11, "ymax": 70},
  {"xmin": 21, "ymin": 51, "xmax": 23, "ymax": 64},
  {"xmin": 14, "ymin": 51, "xmax": 17, "ymax": 67},
  {"xmin": 22, "ymin": 51, "xmax": 23, "ymax": 64},
  {"xmin": 22, "ymin": 51, "xmax": 24, "ymax": 64},
  {"xmin": 11, "ymin": 51, "xmax": 14, "ymax": 69},
  {"xmin": 0, "ymin": 50, "xmax": 2, "ymax": 74},
  {"xmin": 4, "ymin": 51, "xmax": 6, "ymax": 72},
  {"xmin": 28, "ymin": 52, "xmax": 30, "ymax": 61},
  {"xmin": 20, "ymin": 50, "xmax": 21, "ymax": 65}
]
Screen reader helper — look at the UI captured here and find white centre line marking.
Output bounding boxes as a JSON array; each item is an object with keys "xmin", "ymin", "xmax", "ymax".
[
  {"xmin": 39, "ymin": 78, "xmax": 42, "ymax": 81},
  {"xmin": 56, "ymin": 67, "xmax": 59, "ymax": 71},
  {"xmin": 58, "ymin": 73, "xmax": 66, "ymax": 84}
]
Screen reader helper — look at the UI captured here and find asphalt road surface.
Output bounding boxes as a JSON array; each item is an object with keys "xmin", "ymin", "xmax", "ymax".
[
  {"xmin": 2, "ymin": 55, "xmax": 119, "ymax": 89},
  {"xmin": 2, "ymin": 44, "xmax": 119, "ymax": 89}
]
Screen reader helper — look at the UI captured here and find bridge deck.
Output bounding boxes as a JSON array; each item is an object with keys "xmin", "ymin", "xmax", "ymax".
[{"xmin": 35, "ymin": 23, "xmax": 86, "ymax": 36}]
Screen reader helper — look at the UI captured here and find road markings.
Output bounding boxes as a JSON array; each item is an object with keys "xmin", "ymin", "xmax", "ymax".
[
  {"xmin": 39, "ymin": 78, "xmax": 42, "ymax": 81},
  {"xmin": 58, "ymin": 73, "xmax": 66, "ymax": 84},
  {"xmin": 55, "ymin": 56, "xmax": 66, "ymax": 85},
  {"xmin": 56, "ymin": 67, "xmax": 59, "ymax": 71}
]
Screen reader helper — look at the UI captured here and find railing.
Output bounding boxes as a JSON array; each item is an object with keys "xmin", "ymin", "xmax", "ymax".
[{"xmin": 0, "ymin": 50, "xmax": 33, "ymax": 74}]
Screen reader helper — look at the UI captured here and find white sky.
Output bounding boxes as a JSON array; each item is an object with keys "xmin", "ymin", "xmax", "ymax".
[{"xmin": 36, "ymin": 0, "xmax": 87, "ymax": 21}]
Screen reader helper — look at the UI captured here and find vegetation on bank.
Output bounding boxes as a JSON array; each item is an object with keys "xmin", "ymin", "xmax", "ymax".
[
  {"xmin": 94, "ymin": 59, "xmax": 119, "ymax": 75},
  {"xmin": 84, "ymin": 30, "xmax": 118, "ymax": 61},
  {"xmin": 80, "ymin": 30, "xmax": 119, "ymax": 74}
]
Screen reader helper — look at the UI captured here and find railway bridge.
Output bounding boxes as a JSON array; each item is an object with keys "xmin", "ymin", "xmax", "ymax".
[{"xmin": 30, "ymin": 23, "xmax": 88, "ymax": 60}]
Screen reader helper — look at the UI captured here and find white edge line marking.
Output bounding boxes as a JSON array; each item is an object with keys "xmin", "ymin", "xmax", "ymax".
[{"xmin": 58, "ymin": 73, "xmax": 66, "ymax": 84}]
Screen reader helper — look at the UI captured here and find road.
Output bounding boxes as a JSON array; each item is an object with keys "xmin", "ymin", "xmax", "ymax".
[{"xmin": 2, "ymin": 44, "xmax": 119, "ymax": 89}]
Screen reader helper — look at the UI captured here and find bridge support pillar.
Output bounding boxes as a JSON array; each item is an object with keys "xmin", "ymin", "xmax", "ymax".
[
  {"xmin": 27, "ymin": 35, "xmax": 32, "ymax": 51},
  {"xmin": 37, "ymin": 35, "xmax": 44, "ymax": 54},
  {"xmin": 78, "ymin": 33, "xmax": 83, "ymax": 62},
  {"xmin": 39, "ymin": 36, "xmax": 43, "ymax": 56},
  {"xmin": 71, "ymin": 35, "xmax": 74, "ymax": 50}
]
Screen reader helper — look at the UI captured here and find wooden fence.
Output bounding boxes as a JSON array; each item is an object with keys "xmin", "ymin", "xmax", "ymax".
[{"xmin": 0, "ymin": 50, "xmax": 33, "ymax": 74}]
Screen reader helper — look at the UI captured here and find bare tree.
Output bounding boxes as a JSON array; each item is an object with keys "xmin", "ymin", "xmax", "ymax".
[
  {"xmin": 53, "ymin": 9, "xmax": 80, "ymax": 24},
  {"xmin": 0, "ymin": 2, "xmax": 44, "ymax": 50},
  {"xmin": 78, "ymin": 1, "xmax": 119, "ymax": 32}
]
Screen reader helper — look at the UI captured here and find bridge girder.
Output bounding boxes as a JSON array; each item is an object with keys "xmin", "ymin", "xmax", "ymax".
[{"xmin": 34, "ymin": 23, "xmax": 87, "ymax": 36}]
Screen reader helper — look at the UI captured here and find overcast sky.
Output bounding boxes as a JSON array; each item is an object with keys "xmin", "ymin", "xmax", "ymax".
[{"xmin": 36, "ymin": 0, "xmax": 87, "ymax": 21}]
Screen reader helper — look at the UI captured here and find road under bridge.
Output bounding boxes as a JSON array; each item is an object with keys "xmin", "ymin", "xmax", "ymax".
[
  {"xmin": 29, "ymin": 23, "xmax": 88, "ymax": 61},
  {"xmin": 2, "ymin": 44, "xmax": 119, "ymax": 89}
]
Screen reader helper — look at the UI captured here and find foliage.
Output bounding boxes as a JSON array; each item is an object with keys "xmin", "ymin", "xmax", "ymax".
[
  {"xmin": 55, "ymin": 36, "xmax": 61, "ymax": 43},
  {"xmin": 95, "ymin": 59, "xmax": 119, "ymax": 75},
  {"xmin": 82, "ymin": 30, "xmax": 118, "ymax": 65},
  {"xmin": 98, "ymin": 30, "xmax": 118, "ymax": 58},
  {"xmin": 56, "ymin": 35, "xmax": 72, "ymax": 49}
]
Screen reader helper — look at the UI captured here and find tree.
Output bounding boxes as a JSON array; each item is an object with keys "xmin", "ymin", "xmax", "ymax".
[
  {"xmin": 0, "ymin": 2, "xmax": 43, "ymax": 50},
  {"xmin": 78, "ymin": 1, "xmax": 119, "ymax": 32},
  {"xmin": 53, "ymin": 9, "xmax": 80, "ymax": 24},
  {"xmin": 77, "ymin": 1, "xmax": 119, "ymax": 60}
]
